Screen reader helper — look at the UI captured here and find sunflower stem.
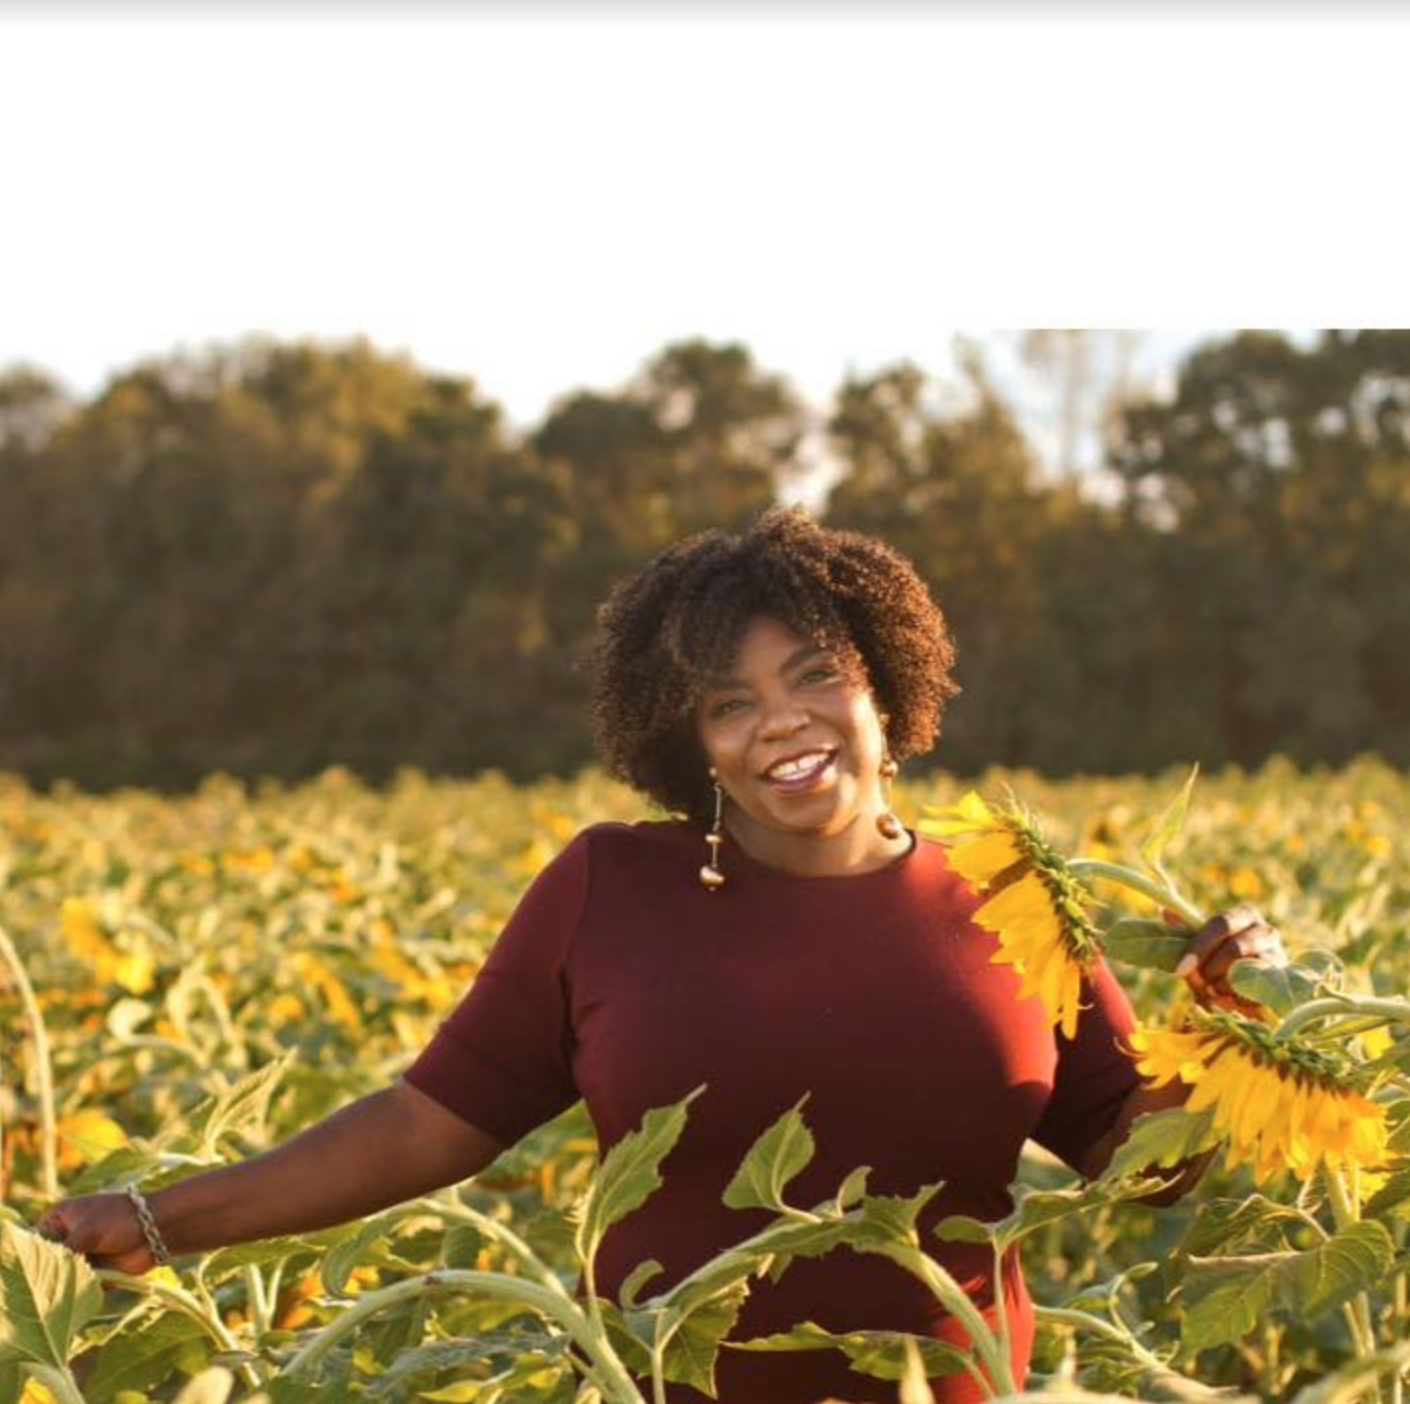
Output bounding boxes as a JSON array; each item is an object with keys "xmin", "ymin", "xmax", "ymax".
[
  {"xmin": 1065, "ymin": 860, "xmax": 1204, "ymax": 928},
  {"xmin": 1278, "ymin": 997, "xmax": 1410, "ymax": 1039},
  {"xmin": 0, "ymin": 918, "xmax": 59, "ymax": 1199},
  {"xmin": 1324, "ymin": 1166, "xmax": 1385, "ymax": 1403}
]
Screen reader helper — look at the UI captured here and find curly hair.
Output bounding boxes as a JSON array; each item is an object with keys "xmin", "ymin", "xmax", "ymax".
[{"xmin": 589, "ymin": 507, "xmax": 959, "ymax": 823}]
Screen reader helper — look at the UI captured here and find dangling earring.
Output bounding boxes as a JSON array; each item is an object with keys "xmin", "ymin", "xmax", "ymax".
[
  {"xmin": 877, "ymin": 727, "xmax": 904, "ymax": 840},
  {"xmin": 700, "ymin": 768, "xmax": 726, "ymax": 891}
]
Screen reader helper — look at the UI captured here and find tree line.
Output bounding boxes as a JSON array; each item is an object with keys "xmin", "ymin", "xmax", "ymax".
[{"xmin": 1, "ymin": 330, "xmax": 1406, "ymax": 790}]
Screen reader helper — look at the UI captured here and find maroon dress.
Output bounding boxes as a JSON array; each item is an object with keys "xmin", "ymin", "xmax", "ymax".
[{"xmin": 405, "ymin": 821, "xmax": 1142, "ymax": 1404}]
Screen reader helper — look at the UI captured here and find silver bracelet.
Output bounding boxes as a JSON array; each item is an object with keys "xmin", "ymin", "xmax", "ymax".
[{"xmin": 125, "ymin": 1185, "xmax": 173, "ymax": 1266}]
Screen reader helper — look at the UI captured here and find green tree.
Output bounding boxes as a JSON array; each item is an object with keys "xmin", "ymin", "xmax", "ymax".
[{"xmin": 1108, "ymin": 330, "xmax": 1410, "ymax": 765}]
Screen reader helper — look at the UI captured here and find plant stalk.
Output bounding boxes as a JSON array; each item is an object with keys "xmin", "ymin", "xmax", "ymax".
[
  {"xmin": 0, "ymin": 919, "xmax": 58, "ymax": 1199},
  {"xmin": 279, "ymin": 1269, "xmax": 647, "ymax": 1403},
  {"xmin": 1323, "ymin": 1166, "xmax": 1385, "ymax": 1404},
  {"xmin": 1065, "ymin": 859, "xmax": 1204, "ymax": 928},
  {"xmin": 100, "ymin": 1270, "xmax": 266, "ymax": 1391},
  {"xmin": 1278, "ymin": 997, "xmax": 1410, "ymax": 1039},
  {"xmin": 870, "ymin": 1243, "xmax": 1016, "ymax": 1398}
]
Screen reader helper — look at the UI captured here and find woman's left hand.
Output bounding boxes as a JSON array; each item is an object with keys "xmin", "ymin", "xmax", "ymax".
[{"xmin": 1173, "ymin": 903, "xmax": 1289, "ymax": 1017}]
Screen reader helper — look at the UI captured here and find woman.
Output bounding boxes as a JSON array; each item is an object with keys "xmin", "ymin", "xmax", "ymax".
[{"xmin": 38, "ymin": 508, "xmax": 1286, "ymax": 1403}]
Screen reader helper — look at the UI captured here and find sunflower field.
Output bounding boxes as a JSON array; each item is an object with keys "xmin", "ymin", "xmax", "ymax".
[{"xmin": 2, "ymin": 758, "xmax": 1408, "ymax": 1404}]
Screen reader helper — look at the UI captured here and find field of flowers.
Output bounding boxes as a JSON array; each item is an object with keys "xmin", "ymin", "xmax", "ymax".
[{"xmin": 1, "ymin": 759, "xmax": 1407, "ymax": 1404}]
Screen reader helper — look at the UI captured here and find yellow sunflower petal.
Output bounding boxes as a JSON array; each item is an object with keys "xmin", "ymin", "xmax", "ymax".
[
  {"xmin": 946, "ymin": 831, "xmax": 1026, "ymax": 890},
  {"xmin": 919, "ymin": 790, "xmax": 998, "ymax": 839}
]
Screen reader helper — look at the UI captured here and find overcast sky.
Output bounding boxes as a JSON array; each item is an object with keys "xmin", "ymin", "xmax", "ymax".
[{"xmin": 1, "ymin": 9, "xmax": 1402, "ymax": 468}]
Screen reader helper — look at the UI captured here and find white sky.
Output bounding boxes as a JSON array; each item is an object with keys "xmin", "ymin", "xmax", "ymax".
[{"xmin": 1, "ymin": 9, "xmax": 1404, "ymax": 461}]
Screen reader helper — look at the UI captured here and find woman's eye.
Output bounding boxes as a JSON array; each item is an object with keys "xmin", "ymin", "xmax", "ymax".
[
  {"xmin": 802, "ymin": 666, "xmax": 837, "ymax": 684},
  {"xmin": 712, "ymin": 698, "xmax": 748, "ymax": 718}
]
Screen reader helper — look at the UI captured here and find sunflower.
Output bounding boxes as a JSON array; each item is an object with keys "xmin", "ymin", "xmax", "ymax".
[
  {"xmin": 921, "ymin": 791, "xmax": 1100, "ymax": 1039},
  {"xmin": 1125, "ymin": 1008, "xmax": 1390, "ymax": 1186}
]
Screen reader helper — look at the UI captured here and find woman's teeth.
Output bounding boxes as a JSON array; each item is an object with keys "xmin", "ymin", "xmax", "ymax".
[{"xmin": 767, "ymin": 751, "xmax": 832, "ymax": 782}]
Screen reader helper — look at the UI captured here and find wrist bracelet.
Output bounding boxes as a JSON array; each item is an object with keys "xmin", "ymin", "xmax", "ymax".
[{"xmin": 125, "ymin": 1185, "xmax": 173, "ymax": 1266}]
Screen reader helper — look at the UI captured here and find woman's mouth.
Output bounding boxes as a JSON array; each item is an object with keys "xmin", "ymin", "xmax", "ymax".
[{"xmin": 761, "ymin": 748, "xmax": 838, "ymax": 795}]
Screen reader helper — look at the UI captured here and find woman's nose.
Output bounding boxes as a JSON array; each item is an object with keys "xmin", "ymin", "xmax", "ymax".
[{"xmin": 758, "ymin": 698, "xmax": 809, "ymax": 738}]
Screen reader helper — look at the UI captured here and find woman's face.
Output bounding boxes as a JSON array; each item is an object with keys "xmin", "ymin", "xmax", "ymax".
[{"xmin": 694, "ymin": 616, "xmax": 889, "ymax": 841}]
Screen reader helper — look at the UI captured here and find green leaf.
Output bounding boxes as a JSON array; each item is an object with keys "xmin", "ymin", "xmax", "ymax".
[
  {"xmin": 938, "ymin": 1180, "xmax": 1145, "ymax": 1254},
  {"xmin": 1364, "ymin": 1165, "xmax": 1410, "ymax": 1221},
  {"xmin": 575, "ymin": 1088, "xmax": 702, "ymax": 1264},
  {"xmin": 66, "ymin": 1145, "xmax": 163, "ymax": 1197},
  {"xmin": 319, "ymin": 1210, "xmax": 416, "ymax": 1296},
  {"xmin": 618, "ymin": 1258, "xmax": 665, "ymax": 1310},
  {"xmin": 1139, "ymin": 763, "xmax": 1198, "ymax": 876},
  {"xmin": 364, "ymin": 1293, "xmax": 432, "ymax": 1368},
  {"xmin": 722, "ymin": 1096, "xmax": 815, "ymax": 1215},
  {"xmin": 596, "ymin": 1301, "xmax": 653, "ymax": 1377},
  {"xmin": 441, "ymin": 1222, "xmax": 484, "ymax": 1270},
  {"xmin": 1386, "ymin": 1099, "xmax": 1410, "ymax": 1156},
  {"xmin": 368, "ymin": 1335, "xmax": 566, "ymax": 1400},
  {"xmin": 933, "ymin": 1215, "xmax": 991, "ymax": 1245},
  {"xmin": 0, "ymin": 1222, "xmax": 104, "ymax": 1369},
  {"xmin": 1058, "ymin": 1261, "xmax": 1158, "ymax": 1315},
  {"xmin": 1178, "ymin": 1194, "xmax": 1310, "ymax": 1258},
  {"xmin": 1016, "ymin": 1180, "xmax": 1150, "ymax": 1244},
  {"xmin": 1103, "ymin": 919, "xmax": 1189, "ymax": 972},
  {"xmin": 1228, "ymin": 961, "xmax": 1322, "ymax": 1016},
  {"xmin": 832, "ymin": 1165, "xmax": 871, "ymax": 1212},
  {"xmin": 197, "ymin": 1052, "xmax": 296, "ymax": 1157},
  {"xmin": 85, "ymin": 1309, "xmax": 207, "ymax": 1403},
  {"xmin": 1286, "ymin": 1220, "xmax": 1395, "ymax": 1317},
  {"xmin": 846, "ymin": 1183, "xmax": 946, "ymax": 1250},
  {"xmin": 729, "ymin": 1320, "xmax": 968, "ymax": 1381},
  {"xmin": 659, "ymin": 1279, "xmax": 749, "ymax": 1397},
  {"xmin": 1181, "ymin": 1220, "xmax": 1395, "ymax": 1352},
  {"xmin": 200, "ymin": 1237, "xmax": 317, "ymax": 1283},
  {"xmin": 1102, "ymin": 1107, "xmax": 1219, "ymax": 1183}
]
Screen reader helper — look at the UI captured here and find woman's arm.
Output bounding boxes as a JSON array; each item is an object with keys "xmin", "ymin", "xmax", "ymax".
[{"xmin": 37, "ymin": 1079, "xmax": 505, "ymax": 1272}]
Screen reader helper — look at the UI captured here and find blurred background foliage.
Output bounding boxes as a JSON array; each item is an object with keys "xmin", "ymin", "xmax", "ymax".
[{"xmin": 1, "ymin": 329, "xmax": 1407, "ymax": 790}]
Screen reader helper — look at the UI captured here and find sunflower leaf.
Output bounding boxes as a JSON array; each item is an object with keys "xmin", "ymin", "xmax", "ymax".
[
  {"xmin": 1285, "ymin": 1220, "xmax": 1395, "ymax": 1318},
  {"xmin": 85, "ymin": 1310, "xmax": 209, "ymax": 1403},
  {"xmin": 1102, "ymin": 1108, "xmax": 1219, "ymax": 1184},
  {"xmin": 197, "ymin": 1051, "xmax": 297, "ymax": 1157},
  {"xmin": 0, "ymin": 1222, "xmax": 104, "ymax": 1370},
  {"xmin": 1139, "ymin": 764, "xmax": 1199, "ymax": 880},
  {"xmin": 1228, "ymin": 961, "xmax": 1322, "ymax": 1017},
  {"xmin": 722, "ymin": 1095, "xmax": 815, "ymax": 1215},
  {"xmin": 1178, "ymin": 1194, "xmax": 1310, "ymax": 1258},
  {"xmin": 658, "ymin": 1278, "xmax": 749, "ymax": 1397},
  {"xmin": 1181, "ymin": 1221, "xmax": 1395, "ymax": 1352},
  {"xmin": 728, "ymin": 1321, "xmax": 968, "ymax": 1382},
  {"xmin": 1103, "ymin": 919, "xmax": 1190, "ymax": 972},
  {"xmin": 1364, "ymin": 1165, "xmax": 1410, "ymax": 1222},
  {"xmin": 575, "ymin": 1087, "xmax": 702, "ymax": 1266}
]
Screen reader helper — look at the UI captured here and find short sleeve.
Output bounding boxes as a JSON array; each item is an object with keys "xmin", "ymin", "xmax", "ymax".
[
  {"xmin": 402, "ymin": 833, "xmax": 589, "ymax": 1146},
  {"xmin": 1028, "ymin": 955, "xmax": 1143, "ymax": 1176}
]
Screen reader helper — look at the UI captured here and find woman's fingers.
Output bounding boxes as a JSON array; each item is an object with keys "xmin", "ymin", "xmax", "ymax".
[
  {"xmin": 1199, "ymin": 930, "xmax": 1288, "ymax": 987},
  {"xmin": 1176, "ymin": 906, "xmax": 1289, "ymax": 1013},
  {"xmin": 34, "ymin": 1195, "xmax": 154, "ymax": 1274}
]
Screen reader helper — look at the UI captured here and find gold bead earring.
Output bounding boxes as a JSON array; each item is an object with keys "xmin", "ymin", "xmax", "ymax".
[
  {"xmin": 876, "ymin": 716, "xmax": 904, "ymax": 840},
  {"xmin": 700, "ymin": 767, "xmax": 726, "ymax": 891}
]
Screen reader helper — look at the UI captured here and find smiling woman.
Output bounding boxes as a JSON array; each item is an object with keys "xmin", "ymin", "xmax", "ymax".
[{"xmin": 36, "ymin": 507, "xmax": 1284, "ymax": 1404}]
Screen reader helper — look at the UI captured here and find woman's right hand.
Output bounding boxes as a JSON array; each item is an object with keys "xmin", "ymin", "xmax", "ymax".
[{"xmin": 35, "ymin": 1193, "xmax": 156, "ymax": 1274}]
